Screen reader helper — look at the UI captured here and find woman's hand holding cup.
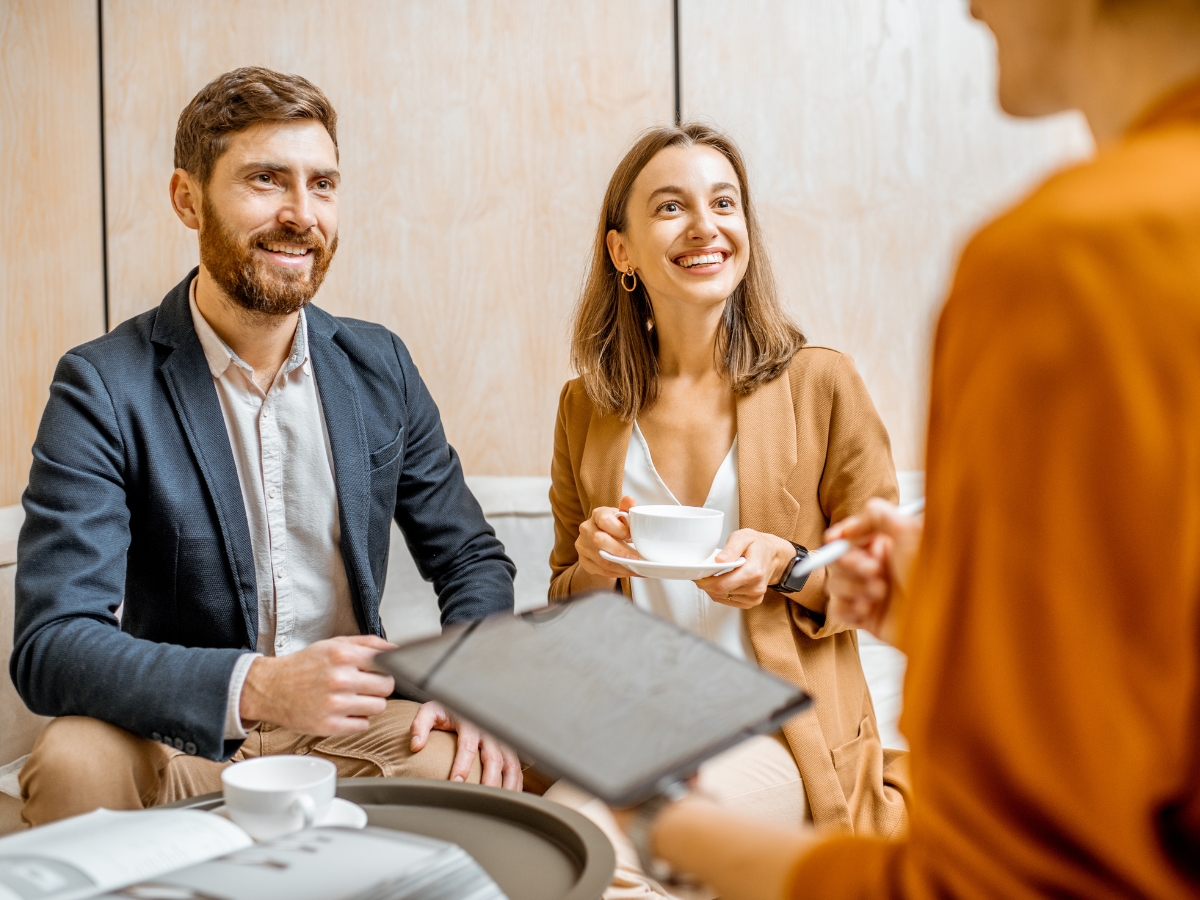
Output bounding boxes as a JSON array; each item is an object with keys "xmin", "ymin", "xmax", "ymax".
[
  {"xmin": 694, "ymin": 529, "xmax": 797, "ymax": 609},
  {"xmin": 575, "ymin": 495, "xmax": 641, "ymax": 580}
]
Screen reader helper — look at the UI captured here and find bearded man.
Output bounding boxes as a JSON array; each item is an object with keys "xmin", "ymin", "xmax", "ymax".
[{"xmin": 12, "ymin": 67, "xmax": 522, "ymax": 827}]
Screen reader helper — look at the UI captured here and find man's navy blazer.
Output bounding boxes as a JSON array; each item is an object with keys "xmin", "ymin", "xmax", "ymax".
[{"xmin": 11, "ymin": 271, "xmax": 515, "ymax": 760}]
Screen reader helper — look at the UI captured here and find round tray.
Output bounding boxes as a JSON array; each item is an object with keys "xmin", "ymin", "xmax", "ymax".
[{"xmin": 169, "ymin": 777, "xmax": 615, "ymax": 900}]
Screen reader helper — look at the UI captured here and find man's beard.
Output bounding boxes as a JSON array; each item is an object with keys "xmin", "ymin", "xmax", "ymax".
[{"xmin": 199, "ymin": 196, "xmax": 338, "ymax": 316}]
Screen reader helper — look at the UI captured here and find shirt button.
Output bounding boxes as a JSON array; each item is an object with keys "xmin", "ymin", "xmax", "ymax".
[
  {"xmin": 268, "ymin": 487, "xmax": 277, "ymax": 499},
  {"xmin": 174, "ymin": 737, "xmax": 184, "ymax": 750},
  {"xmin": 151, "ymin": 732, "xmax": 161, "ymax": 742},
  {"xmin": 276, "ymin": 568, "xmax": 285, "ymax": 580},
  {"xmin": 184, "ymin": 742, "xmax": 197, "ymax": 756}
]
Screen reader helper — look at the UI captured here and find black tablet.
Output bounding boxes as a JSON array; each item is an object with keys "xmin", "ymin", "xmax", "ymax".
[{"xmin": 375, "ymin": 591, "xmax": 812, "ymax": 806}]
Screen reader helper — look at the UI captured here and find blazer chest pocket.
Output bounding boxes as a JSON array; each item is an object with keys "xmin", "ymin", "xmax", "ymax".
[
  {"xmin": 367, "ymin": 427, "xmax": 405, "ymax": 582},
  {"xmin": 369, "ymin": 426, "xmax": 405, "ymax": 473}
]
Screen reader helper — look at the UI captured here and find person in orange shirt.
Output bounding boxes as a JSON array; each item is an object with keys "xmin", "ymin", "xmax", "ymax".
[{"xmin": 616, "ymin": 1, "xmax": 1200, "ymax": 898}]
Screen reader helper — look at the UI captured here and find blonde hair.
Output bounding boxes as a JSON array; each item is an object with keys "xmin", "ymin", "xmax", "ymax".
[{"xmin": 571, "ymin": 123, "xmax": 805, "ymax": 420}]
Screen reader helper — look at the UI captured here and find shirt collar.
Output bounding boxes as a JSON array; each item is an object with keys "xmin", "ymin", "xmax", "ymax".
[{"xmin": 188, "ymin": 276, "xmax": 309, "ymax": 380}]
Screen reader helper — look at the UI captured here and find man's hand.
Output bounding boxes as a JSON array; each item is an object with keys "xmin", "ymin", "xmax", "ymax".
[
  {"xmin": 409, "ymin": 701, "xmax": 523, "ymax": 791},
  {"xmin": 239, "ymin": 635, "xmax": 397, "ymax": 735},
  {"xmin": 825, "ymin": 498, "xmax": 924, "ymax": 645}
]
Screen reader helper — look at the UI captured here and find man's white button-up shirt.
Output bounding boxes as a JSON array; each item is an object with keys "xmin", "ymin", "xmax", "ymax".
[{"xmin": 189, "ymin": 282, "xmax": 360, "ymax": 739}]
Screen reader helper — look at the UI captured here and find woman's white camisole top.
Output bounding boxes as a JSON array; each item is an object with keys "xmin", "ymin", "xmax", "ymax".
[{"xmin": 622, "ymin": 422, "xmax": 756, "ymax": 662}]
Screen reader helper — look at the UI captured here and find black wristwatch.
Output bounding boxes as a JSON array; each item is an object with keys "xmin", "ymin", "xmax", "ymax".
[{"xmin": 768, "ymin": 542, "xmax": 811, "ymax": 594}]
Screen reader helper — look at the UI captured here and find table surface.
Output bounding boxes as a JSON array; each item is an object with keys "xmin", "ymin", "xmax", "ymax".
[{"xmin": 171, "ymin": 777, "xmax": 615, "ymax": 900}]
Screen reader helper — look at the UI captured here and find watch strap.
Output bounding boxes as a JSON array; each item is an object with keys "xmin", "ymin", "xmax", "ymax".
[{"xmin": 769, "ymin": 542, "xmax": 811, "ymax": 594}]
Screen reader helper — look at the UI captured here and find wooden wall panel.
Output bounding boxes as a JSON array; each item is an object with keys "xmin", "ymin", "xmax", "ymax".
[
  {"xmin": 0, "ymin": 0, "xmax": 106, "ymax": 507},
  {"xmin": 680, "ymin": 0, "xmax": 1094, "ymax": 470},
  {"xmin": 101, "ymin": 0, "xmax": 674, "ymax": 477}
]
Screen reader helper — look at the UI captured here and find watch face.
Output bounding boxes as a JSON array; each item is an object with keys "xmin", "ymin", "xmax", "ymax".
[
  {"xmin": 772, "ymin": 545, "xmax": 809, "ymax": 594},
  {"xmin": 786, "ymin": 571, "xmax": 811, "ymax": 593}
]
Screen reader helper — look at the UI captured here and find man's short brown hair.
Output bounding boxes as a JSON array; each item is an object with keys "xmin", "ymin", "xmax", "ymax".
[{"xmin": 174, "ymin": 66, "xmax": 338, "ymax": 185}]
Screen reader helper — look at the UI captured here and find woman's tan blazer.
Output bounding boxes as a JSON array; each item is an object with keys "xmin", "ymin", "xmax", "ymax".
[{"xmin": 548, "ymin": 347, "xmax": 911, "ymax": 837}]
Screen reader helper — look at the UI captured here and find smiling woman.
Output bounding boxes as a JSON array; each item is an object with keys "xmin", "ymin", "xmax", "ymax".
[
  {"xmin": 572, "ymin": 125, "xmax": 801, "ymax": 423},
  {"xmin": 546, "ymin": 124, "xmax": 910, "ymax": 897}
]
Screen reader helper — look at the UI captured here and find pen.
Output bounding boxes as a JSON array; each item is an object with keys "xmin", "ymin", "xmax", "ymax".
[{"xmin": 788, "ymin": 498, "xmax": 926, "ymax": 579}]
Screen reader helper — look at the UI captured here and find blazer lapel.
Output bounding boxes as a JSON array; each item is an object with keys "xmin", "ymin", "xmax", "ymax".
[
  {"xmin": 153, "ymin": 272, "xmax": 259, "ymax": 647},
  {"xmin": 735, "ymin": 369, "xmax": 801, "ymax": 537},
  {"xmin": 579, "ymin": 406, "xmax": 632, "ymax": 511},
  {"xmin": 306, "ymin": 317, "xmax": 377, "ymax": 632}
]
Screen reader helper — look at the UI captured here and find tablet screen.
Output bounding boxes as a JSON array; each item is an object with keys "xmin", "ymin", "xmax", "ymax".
[{"xmin": 376, "ymin": 592, "xmax": 811, "ymax": 806}]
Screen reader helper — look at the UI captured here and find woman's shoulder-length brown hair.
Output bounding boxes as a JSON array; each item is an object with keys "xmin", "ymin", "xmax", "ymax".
[{"xmin": 570, "ymin": 122, "xmax": 805, "ymax": 421}]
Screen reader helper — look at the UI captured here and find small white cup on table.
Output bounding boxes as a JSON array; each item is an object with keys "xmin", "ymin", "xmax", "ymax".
[{"xmin": 221, "ymin": 756, "xmax": 336, "ymax": 840}]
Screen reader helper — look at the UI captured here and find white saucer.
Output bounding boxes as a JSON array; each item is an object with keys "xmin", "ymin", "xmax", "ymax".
[
  {"xmin": 599, "ymin": 549, "xmax": 746, "ymax": 581},
  {"xmin": 212, "ymin": 796, "xmax": 368, "ymax": 830}
]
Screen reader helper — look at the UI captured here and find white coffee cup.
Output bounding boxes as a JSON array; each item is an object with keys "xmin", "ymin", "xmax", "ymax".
[
  {"xmin": 617, "ymin": 505, "xmax": 724, "ymax": 563},
  {"xmin": 221, "ymin": 756, "xmax": 336, "ymax": 840}
]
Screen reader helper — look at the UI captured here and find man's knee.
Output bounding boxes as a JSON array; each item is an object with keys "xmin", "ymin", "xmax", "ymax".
[
  {"xmin": 21, "ymin": 716, "xmax": 169, "ymax": 826},
  {"xmin": 403, "ymin": 729, "xmax": 483, "ymax": 784},
  {"xmin": 315, "ymin": 701, "xmax": 482, "ymax": 783},
  {"xmin": 385, "ymin": 700, "xmax": 482, "ymax": 783},
  {"xmin": 24, "ymin": 717, "xmax": 147, "ymax": 787}
]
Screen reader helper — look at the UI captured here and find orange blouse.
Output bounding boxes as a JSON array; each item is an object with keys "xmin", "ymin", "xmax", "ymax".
[{"xmin": 791, "ymin": 79, "xmax": 1200, "ymax": 898}]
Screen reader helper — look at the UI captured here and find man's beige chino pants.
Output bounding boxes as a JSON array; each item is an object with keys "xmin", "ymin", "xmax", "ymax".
[{"xmin": 20, "ymin": 699, "xmax": 480, "ymax": 827}]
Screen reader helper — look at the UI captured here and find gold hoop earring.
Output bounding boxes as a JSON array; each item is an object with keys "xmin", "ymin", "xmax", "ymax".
[{"xmin": 620, "ymin": 268, "xmax": 638, "ymax": 292}]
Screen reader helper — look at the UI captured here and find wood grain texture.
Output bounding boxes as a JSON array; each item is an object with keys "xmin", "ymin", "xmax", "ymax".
[
  {"xmin": 680, "ymin": 0, "xmax": 1095, "ymax": 469},
  {"xmin": 0, "ymin": 0, "xmax": 106, "ymax": 506},
  {"xmin": 101, "ymin": 0, "xmax": 674, "ymax": 476}
]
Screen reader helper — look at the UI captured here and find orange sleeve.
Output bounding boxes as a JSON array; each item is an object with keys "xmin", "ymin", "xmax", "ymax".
[
  {"xmin": 786, "ymin": 837, "xmax": 907, "ymax": 899},
  {"xmin": 789, "ymin": 145, "xmax": 1200, "ymax": 897}
]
